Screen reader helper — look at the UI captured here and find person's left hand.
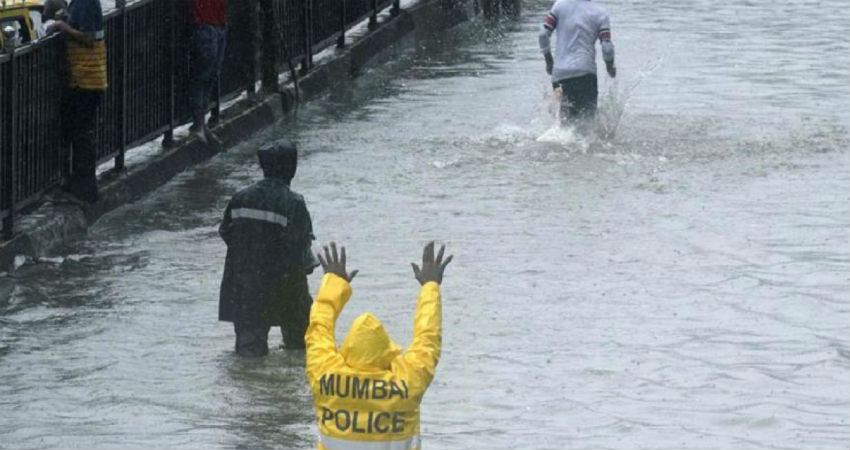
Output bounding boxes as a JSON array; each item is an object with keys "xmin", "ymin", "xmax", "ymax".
[
  {"xmin": 606, "ymin": 61, "xmax": 616, "ymax": 78},
  {"xmin": 411, "ymin": 241, "xmax": 453, "ymax": 286},
  {"xmin": 544, "ymin": 52, "xmax": 554, "ymax": 75},
  {"xmin": 317, "ymin": 242, "xmax": 359, "ymax": 283}
]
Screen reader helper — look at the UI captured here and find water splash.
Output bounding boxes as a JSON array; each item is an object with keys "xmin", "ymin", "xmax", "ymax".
[
  {"xmin": 536, "ymin": 57, "xmax": 663, "ymax": 147},
  {"xmin": 535, "ymin": 123, "xmax": 590, "ymax": 152},
  {"xmin": 596, "ymin": 57, "xmax": 663, "ymax": 140},
  {"xmin": 535, "ymin": 86, "xmax": 590, "ymax": 151}
]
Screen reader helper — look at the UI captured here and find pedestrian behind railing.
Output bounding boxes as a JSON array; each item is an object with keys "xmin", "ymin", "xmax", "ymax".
[
  {"xmin": 1, "ymin": 0, "xmax": 411, "ymax": 238},
  {"xmin": 46, "ymin": 0, "xmax": 108, "ymax": 204},
  {"xmin": 188, "ymin": 0, "xmax": 227, "ymax": 146}
]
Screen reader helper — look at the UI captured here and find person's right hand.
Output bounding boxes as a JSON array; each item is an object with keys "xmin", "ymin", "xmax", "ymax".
[
  {"xmin": 411, "ymin": 242, "xmax": 453, "ymax": 285},
  {"xmin": 544, "ymin": 52, "xmax": 554, "ymax": 75},
  {"xmin": 317, "ymin": 242, "xmax": 359, "ymax": 283},
  {"xmin": 45, "ymin": 20, "xmax": 66, "ymax": 35}
]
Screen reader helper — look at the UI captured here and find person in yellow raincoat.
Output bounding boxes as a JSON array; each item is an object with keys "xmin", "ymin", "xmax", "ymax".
[{"xmin": 305, "ymin": 242, "xmax": 452, "ymax": 450}]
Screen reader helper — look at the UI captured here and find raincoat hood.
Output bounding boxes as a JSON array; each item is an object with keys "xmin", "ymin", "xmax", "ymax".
[
  {"xmin": 340, "ymin": 313, "xmax": 401, "ymax": 371},
  {"xmin": 257, "ymin": 140, "xmax": 297, "ymax": 182}
]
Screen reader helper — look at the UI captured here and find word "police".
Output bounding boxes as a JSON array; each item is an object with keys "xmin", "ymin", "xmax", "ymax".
[{"xmin": 321, "ymin": 408, "xmax": 407, "ymax": 434}]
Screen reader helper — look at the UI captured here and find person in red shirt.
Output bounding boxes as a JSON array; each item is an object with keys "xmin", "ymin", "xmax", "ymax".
[{"xmin": 189, "ymin": 0, "xmax": 227, "ymax": 144}]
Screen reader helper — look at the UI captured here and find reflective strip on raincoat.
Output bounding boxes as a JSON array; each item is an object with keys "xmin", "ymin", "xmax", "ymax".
[
  {"xmin": 230, "ymin": 207, "xmax": 289, "ymax": 228},
  {"xmin": 320, "ymin": 434, "xmax": 420, "ymax": 450},
  {"xmin": 306, "ymin": 273, "xmax": 441, "ymax": 450}
]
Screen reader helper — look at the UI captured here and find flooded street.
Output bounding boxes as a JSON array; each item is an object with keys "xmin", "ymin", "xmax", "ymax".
[{"xmin": 1, "ymin": 0, "xmax": 848, "ymax": 448}]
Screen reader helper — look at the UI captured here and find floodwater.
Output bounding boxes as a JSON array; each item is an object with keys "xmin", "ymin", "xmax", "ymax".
[{"xmin": 2, "ymin": 0, "xmax": 848, "ymax": 448}]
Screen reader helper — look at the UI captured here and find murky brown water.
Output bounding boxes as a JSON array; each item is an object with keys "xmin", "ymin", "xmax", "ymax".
[{"xmin": 1, "ymin": 1, "xmax": 848, "ymax": 448}]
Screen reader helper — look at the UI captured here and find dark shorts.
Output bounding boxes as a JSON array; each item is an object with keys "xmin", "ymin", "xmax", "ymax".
[{"xmin": 554, "ymin": 73, "xmax": 598, "ymax": 123}]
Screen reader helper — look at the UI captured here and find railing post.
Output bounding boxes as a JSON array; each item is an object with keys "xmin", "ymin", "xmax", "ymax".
[
  {"xmin": 368, "ymin": 0, "xmax": 378, "ymax": 31},
  {"xmin": 392, "ymin": 0, "xmax": 400, "ymax": 16},
  {"xmin": 114, "ymin": 0, "xmax": 127, "ymax": 172},
  {"xmin": 301, "ymin": 0, "xmax": 312, "ymax": 74},
  {"xmin": 0, "ymin": 46, "xmax": 18, "ymax": 239},
  {"xmin": 3, "ymin": 48, "xmax": 17, "ymax": 239},
  {"xmin": 260, "ymin": 0, "xmax": 277, "ymax": 91},
  {"xmin": 212, "ymin": 0, "xmax": 230, "ymax": 127},
  {"xmin": 162, "ymin": 0, "xmax": 177, "ymax": 148},
  {"xmin": 211, "ymin": 56, "xmax": 221, "ymax": 125},
  {"xmin": 211, "ymin": 81, "xmax": 220, "ymax": 125},
  {"xmin": 1, "ymin": 15, "xmax": 12, "ymax": 235},
  {"xmin": 243, "ymin": 0, "xmax": 257, "ymax": 99},
  {"xmin": 337, "ymin": 0, "xmax": 346, "ymax": 48}
]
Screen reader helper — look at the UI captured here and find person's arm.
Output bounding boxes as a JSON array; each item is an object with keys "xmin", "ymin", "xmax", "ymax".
[
  {"xmin": 218, "ymin": 203, "xmax": 233, "ymax": 246},
  {"xmin": 598, "ymin": 14, "xmax": 616, "ymax": 78},
  {"xmin": 402, "ymin": 242, "xmax": 452, "ymax": 386},
  {"xmin": 49, "ymin": 0, "xmax": 102, "ymax": 48},
  {"xmin": 539, "ymin": 11, "xmax": 557, "ymax": 75},
  {"xmin": 49, "ymin": 20, "xmax": 94, "ymax": 47},
  {"xmin": 305, "ymin": 243, "xmax": 359, "ymax": 385},
  {"xmin": 402, "ymin": 281, "xmax": 442, "ymax": 386},
  {"xmin": 293, "ymin": 198, "xmax": 319, "ymax": 274}
]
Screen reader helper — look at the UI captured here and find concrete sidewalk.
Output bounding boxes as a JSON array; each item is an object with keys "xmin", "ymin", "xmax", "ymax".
[{"xmin": 0, "ymin": 0, "xmax": 474, "ymax": 272}]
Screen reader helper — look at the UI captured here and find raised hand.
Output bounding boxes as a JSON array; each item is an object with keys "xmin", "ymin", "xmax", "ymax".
[
  {"xmin": 317, "ymin": 242, "xmax": 359, "ymax": 283},
  {"xmin": 411, "ymin": 241, "xmax": 453, "ymax": 285}
]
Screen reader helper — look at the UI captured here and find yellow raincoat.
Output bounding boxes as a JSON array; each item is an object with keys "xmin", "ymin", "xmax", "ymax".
[{"xmin": 305, "ymin": 273, "xmax": 441, "ymax": 450}]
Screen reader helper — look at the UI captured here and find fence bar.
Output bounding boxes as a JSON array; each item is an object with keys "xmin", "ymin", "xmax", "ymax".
[
  {"xmin": 3, "ymin": 50, "xmax": 17, "ymax": 238},
  {"xmin": 260, "ymin": 0, "xmax": 277, "ymax": 90},
  {"xmin": 337, "ymin": 0, "xmax": 347, "ymax": 48},
  {"xmin": 302, "ymin": 0, "xmax": 313, "ymax": 73},
  {"xmin": 212, "ymin": 67, "xmax": 221, "ymax": 126},
  {"xmin": 369, "ymin": 0, "xmax": 378, "ymax": 30},
  {"xmin": 162, "ymin": 0, "xmax": 176, "ymax": 148},
  {"xmin": 0, "ymin": 54, "xmax": 7, "ymax": 231},
  {"xmin": 115, "ymin": 0, "xmax": 128, "ymax": 171}
]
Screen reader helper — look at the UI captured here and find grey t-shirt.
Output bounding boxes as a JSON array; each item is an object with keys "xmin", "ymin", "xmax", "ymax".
[{"xmin": 539, "ymin": 0, "xmax": 615, "ymax": 82}]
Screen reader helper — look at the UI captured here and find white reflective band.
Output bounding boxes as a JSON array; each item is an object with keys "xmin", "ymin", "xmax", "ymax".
[
  {"xmin": 320, "ymin": 434, "xmax": 420, "ymax": 450},
  {"xmin": 231, "ymin": 208, "xmax": 288, "ymax": 227}
]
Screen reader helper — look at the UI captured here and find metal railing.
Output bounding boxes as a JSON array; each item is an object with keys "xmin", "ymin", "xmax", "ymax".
[{"xmin": 0, "ymin": 0, "xmax": 396, "ymax": 237}]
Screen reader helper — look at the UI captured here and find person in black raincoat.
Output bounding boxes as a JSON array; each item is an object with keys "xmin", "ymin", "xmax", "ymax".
[{"xmin": 218, "ymin": 140, "xmax": 318, "ymax": 356}]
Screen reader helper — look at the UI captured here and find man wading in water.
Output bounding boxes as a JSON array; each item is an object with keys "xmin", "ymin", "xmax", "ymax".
[
  {"xmin": 305, "ymin": 242, "xmax": 452, "ymax": 450},
  {"xmin": 218, "ymin": 141, "xmax": 318, "ymax": 356},
  {"xmin": 539, "ymin": 0, "xmax": 616, "ymax": 127}
]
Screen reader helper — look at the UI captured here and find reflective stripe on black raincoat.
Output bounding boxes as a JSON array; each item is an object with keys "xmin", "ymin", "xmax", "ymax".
[{"xmin": 218, "ymin": 178, "xmax": 317, "ymax": 325}]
